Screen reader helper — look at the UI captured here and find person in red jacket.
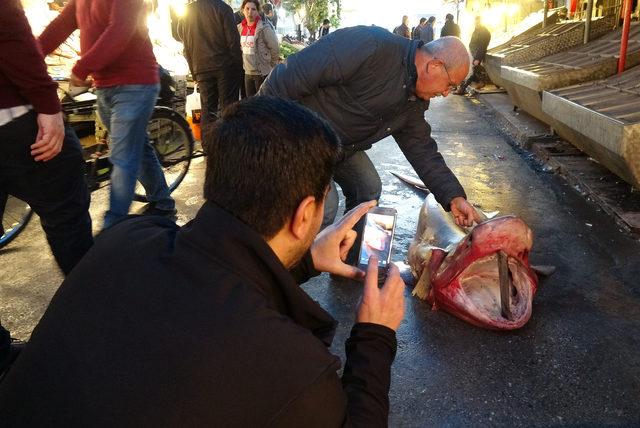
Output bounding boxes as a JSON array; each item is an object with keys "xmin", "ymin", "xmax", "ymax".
[
  {"xmin": 39, "ymin": 0, "xmax": 176, "ymax": 229},
  {"xmin": 0, "ymin": 0, "xmax": 93, "ymax": 379}
]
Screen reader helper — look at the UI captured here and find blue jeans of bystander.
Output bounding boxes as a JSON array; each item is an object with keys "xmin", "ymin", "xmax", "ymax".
[{"xmin": 96, "ymin": 84, "xmax": 175, "ymax": 229}]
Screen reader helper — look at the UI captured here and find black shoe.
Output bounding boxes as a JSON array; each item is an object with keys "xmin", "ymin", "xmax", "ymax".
[
  {"xmin": 0, "ymin": 338, "xmax": 25, "ymax": 381},
  {"xmin": 141, "ymin": 203, "xmax": 177, "ymax": 219}
]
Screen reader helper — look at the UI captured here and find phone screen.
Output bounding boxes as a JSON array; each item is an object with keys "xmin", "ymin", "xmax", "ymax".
[{"xmin": 358, "ymin": 211, "xmax": 396, "ymax": 268}]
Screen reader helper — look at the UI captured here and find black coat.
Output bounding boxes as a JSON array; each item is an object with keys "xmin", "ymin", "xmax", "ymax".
[
  {"xmin": 171, "ymin": 0, "xmax": 242, "ymax": 79},
  {"xmin": 469, "ymin": 25, "xmax": 491, "ymax": 63},
  {"xmin": 392, "ymin": 23, "xmax": 411, "ymax": 39},
  {"xmin": 0, "ymin": 203, "xmax": 396, "ymax": 427},
  {"xmin": 440, "ymin": 20, "xmax": 461, "ymax": 38},
  {"xmin": 259, "ymin": 25, "xmax": 466, "ymax": 209}
]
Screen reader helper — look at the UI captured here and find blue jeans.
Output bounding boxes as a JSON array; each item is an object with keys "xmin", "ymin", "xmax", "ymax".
[
  {"xmin": 96, "ymin": 84, "xmax": 174, "ymax": 228},
  {"xmin": 322, "ymin": 150, "xmax": 382, "ymax": 227}
]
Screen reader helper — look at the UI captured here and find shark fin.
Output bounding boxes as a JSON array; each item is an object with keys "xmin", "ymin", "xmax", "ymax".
[{"xmin": 412, "ymin": 263, "xmax": 432, "ymax": 300}]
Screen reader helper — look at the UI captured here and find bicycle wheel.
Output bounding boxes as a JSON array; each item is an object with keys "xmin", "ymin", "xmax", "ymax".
[
  {"xmin": 0, "ymin": 194, "xmax": 33, "ymax": 249},
  {"xmin": 134, "ymin": 106, "xmax": 195, "ymax": 202}
]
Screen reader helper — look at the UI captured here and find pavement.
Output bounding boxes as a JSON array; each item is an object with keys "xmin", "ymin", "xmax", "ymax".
[{"xmin": 2, "ymin": 95, "xmax": 640, "ymax": 426}]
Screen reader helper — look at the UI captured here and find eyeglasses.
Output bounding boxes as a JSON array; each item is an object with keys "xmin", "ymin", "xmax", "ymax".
[{"xmin": 428, "ymin": 58, "xmax": 457, "ymax": 92}]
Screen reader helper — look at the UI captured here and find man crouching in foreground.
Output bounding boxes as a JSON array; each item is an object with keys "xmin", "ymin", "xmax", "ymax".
[{"xmin": 0, "ymin": 96, "xmax": 405, "ymax": 427}]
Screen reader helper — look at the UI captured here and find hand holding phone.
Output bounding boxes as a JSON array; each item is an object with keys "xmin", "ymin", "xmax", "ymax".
[
  {"xmin": 310, "ymin": 201, "xmax": 377, "ymax": 279},
  {"xmin": 357, "ymin": 207, "xmax": 397, "ymax": 272}
]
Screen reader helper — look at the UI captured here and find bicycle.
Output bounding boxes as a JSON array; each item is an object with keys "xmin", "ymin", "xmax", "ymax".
[
  {"xmin": 0, "ymin": 193, "xmax": 33, "ymax": 249},
  {"xmin": 0, "ymin": 80, "xmax": 196, "ymax": 249}
]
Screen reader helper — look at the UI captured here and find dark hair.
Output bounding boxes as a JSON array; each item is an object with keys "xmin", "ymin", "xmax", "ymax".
[
  {"xmin": 419, "ymin": 17, "xmax": 427, "ymax": 24},
  {"xmin": 241, "ymin": 0, "xmax": 260, "ymax": 12},
  {"xmin": 262, "ymin": 2, "xmax": 273, "ymax": 13},
  {"xmin": 428, "ymin": 16, "xmax": 435, "ymax": 23},
  {"xmin": 445, "ymin": 13, "xmax": 454, "ymax": 20},
  {"xmin": 203, "ymin": 96, "xmax": 342, "ymax": 239},
  {"xmin": 323, "ymin": 18, "xmax": 330, "ymax": 25}
]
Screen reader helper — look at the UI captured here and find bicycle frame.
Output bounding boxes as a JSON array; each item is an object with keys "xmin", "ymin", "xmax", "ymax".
[
  {"xmin": 60, "ymin": 89, "xmax": 112, "ymax": 190},
  {"xmin": 58, "ymin": 81, "xmax": 197, "ymax": 193}
]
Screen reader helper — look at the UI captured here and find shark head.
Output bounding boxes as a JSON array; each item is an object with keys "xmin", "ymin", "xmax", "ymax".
[
  {"xmin": 430, "ymin": 216, "xmax": 538, "ymax": 330},
  {"xmin": 408, "ymin": 194, "xmax": 539, "ymax": 330}
]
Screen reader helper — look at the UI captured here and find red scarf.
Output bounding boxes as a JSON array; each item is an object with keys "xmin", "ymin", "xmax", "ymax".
[{"xmin": 241, "ymin": 15, "xmax": 260, "ymax": 36}]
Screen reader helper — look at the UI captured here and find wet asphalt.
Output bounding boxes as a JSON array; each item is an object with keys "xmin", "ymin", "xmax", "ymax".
[{"xmin": 2, "ymin": 95, "xmax": 640, "ymax": 426}]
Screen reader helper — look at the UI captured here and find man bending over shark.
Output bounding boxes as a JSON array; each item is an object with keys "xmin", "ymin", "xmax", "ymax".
[{"xmin": 259, "ymin": 27, "xmax": 481, "ymax": 228}]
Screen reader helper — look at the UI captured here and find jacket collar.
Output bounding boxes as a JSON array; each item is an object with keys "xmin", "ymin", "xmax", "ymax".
[
  {"xmin": 405, "ymin": 39, "xmax": 424, "ymax": 101},
  {"xmin": 178, "ymin": 201, "xmax": 338, "ymax": 346}
]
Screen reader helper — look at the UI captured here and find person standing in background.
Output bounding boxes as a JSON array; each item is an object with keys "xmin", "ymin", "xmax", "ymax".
[
  {"xmin": 238, "ymin": 0, "xmax": 279, "ymax": 97},
  {"xmin": 319, "ymin": 18, "xmax": 331, "ymax": 38},
  {"xmin": 440, "ymin": 13, "xmax": 461, "ymax": 37},
  {"xmin": 172, "ymin": 0, "xmax": 242, "ymax": 123},
  {"xmin": 262, "ymin": 2, "xmax": 278, "ymax": 29},
  {"xmin": 455, "ymin": 16, "xmax": 491, "ymax": 94},
  {"xmin": 393, "ymin": 15, "xmax": 411, "ymax": 38},
  {"xmin": 420, "ymin": 16, "xmax": 435, "ymax": 43},
  {"xmin": 412, "ymin": 18, "xmax": 426, "ymax": 40}
]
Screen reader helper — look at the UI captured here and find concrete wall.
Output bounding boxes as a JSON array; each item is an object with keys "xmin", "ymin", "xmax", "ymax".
[{"xmin": 542, "ymin": 91, "xmax": 638, "ymax": 186}]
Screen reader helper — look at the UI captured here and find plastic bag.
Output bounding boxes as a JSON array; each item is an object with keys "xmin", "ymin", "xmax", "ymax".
[{"xmin": 185, "ymin": 83, "xmax": 202, "ymax": 141}]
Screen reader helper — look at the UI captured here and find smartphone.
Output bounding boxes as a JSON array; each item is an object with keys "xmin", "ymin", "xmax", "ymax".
[{"xmin": 357, "ymin": 207, "xmax": 397, "ymax": 271}]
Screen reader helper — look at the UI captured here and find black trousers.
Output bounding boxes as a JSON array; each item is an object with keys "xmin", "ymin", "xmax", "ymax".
[
  {"xmin": 244, "ymin": 74, "xmax": 266, "ymax": 97},
  {"xmin": 197, "ymin": 69, "xmax": 241, "ymax": 126},
  {"xmin": 0, "ymin": 325, "xmax": 9, "ymax": 355},
  {"xmin": 0, "ymin": 111, "xmax": 93, "ymax": 275},
  {"xmin": 459, "ymin": 63, "xmax": 489, "ymax": 91}
]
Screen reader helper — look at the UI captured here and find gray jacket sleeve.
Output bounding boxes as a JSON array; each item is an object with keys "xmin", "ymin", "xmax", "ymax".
[
  {"xmin": 258, "ymin": 30, "xmax": 377, "ymax": 100},
  {"xmin": 263, "ymin": 24, "xmax": 280, "ymax": 67},
  {"xmin": 392, "ymin": 107, "xmax": 466, "ymax": 210}
]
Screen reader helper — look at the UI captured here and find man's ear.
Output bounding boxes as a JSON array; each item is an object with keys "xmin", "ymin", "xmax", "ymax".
[
  {"xmin": 290, "ymin": 196, "xmax": 318, "ymax": 240},
  {"xmin": 432, "ymin": 58, "xmax": 446, "ymax": 69}
]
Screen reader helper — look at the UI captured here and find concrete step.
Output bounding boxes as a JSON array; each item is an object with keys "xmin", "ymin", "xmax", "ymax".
[{"xmin": 477, "ymin": 91, "xmax": 640, "ymax": 235}]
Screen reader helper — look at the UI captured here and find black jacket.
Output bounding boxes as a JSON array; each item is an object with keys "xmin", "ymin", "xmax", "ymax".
[
  {"xmin": 171, "ymin": 0, "xmax": 242, "ymax": 79},
  {"xmin": 0, "ymin": 203, "xmax": 396, "ymax": 427},
  {"xmin": 469, "ymin": 25, "xmax": 491, "ymax": 63},
  {"xmin": 440, "ymin": 20, "xmax": 461, "ymax": 38},
  {"xmin": 392, "ymin": 23, "xmax": 410, "ymax": 39},
  {"xmin": 259, "ymin": 25, "xmax": 466, "ymax": 209}
]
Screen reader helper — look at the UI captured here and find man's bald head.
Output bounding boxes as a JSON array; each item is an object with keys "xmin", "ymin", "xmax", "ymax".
[
  {"xmin": 414, "ymin": 36, "xmax": 471, "ymax": 99},
  {"xmin": 422, "ymin": 36, "xmax": 470, "ymax": 78}
]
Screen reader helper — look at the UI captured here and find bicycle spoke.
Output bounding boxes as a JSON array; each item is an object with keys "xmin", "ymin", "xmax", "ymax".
[{"xmin": 133, "ymin": 107, "xmax": 194, "ymax": 202}]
